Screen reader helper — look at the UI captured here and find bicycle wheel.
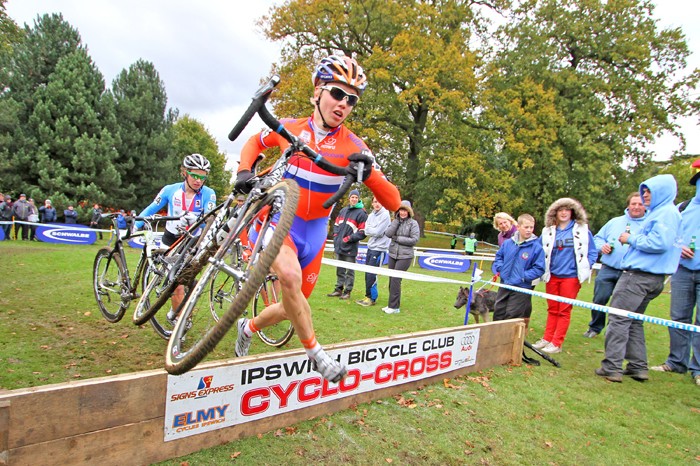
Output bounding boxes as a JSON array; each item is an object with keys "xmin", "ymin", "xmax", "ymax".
[
  {"xmin": 133, "ymin": 216, "xmax": 214, "ymax": 326},
  {"xmin": 93, "ymin": 247, "xmax": 129, "ymax": 323},
  {"xmin": 165, "ymin": 180, "xmax": 299, "ymax": 375},
  {"xmin": 139, "ymin": 250, "xmax": 175, "ymax": 339},
  {"xmin": 132, "ymin": 248, "xmax": 179, "ymax": 326},
  {"xmin": 254, "ymin": 275, "xmax": 295, "ymax": 347},
  {"xmin": 208, "ymin": 263, "xmax": 241, "ymax": 321}
]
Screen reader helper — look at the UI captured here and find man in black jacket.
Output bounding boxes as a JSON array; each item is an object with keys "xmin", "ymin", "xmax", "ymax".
[
  {"xmin": 89, "ymin": 204, "xmax": 103, "ymax": 240},
  {"xmin": 328, "ymin": 189, "xmax": 368, "ymax": 300}
]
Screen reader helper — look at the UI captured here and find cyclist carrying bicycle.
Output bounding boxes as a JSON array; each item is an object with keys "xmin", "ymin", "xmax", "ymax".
[
  {"xmin": 135, "ymin": 154, "xmax": 217, "ymax": 322},
  {"xmin": 234, "ymin": 55, "xmax": 401, "ymax": 383}
]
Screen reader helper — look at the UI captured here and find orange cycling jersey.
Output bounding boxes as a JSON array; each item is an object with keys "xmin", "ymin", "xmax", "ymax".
[{"xmin": 239, "ymin": 117, "xmax": 401, "ymax": 218}]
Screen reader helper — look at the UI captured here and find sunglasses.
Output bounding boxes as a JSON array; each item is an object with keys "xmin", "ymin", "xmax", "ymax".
[
  {"xmin": 320, "ymin": 85, "xmax": 360, "ymax": 107},
  {"xmin": 186, "ymin": 171, "xmax": 208, "ymax": 181}
]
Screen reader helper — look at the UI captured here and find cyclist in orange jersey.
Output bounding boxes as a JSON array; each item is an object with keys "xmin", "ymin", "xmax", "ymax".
[{"xmin": 234, "ymin": 55, "xmax": 401, "ymax": 383}]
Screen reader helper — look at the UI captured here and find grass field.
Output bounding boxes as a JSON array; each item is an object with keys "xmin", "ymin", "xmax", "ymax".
[{"xmin": 1, "ymin": 238, "xmax": 699, "ymax": 465}]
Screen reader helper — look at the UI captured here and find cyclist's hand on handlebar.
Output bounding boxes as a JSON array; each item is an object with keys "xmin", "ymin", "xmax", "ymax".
[
  {"xmin": 234, "ymin": 170, "xmax": 255, "ymax": 194},
  {"xmin": 177, "ymin": 212, "xmax": 198, "ymax": 231},
  {"xmin": 347, "ymin": 151, "xmax": 374, "ymax": 181}
]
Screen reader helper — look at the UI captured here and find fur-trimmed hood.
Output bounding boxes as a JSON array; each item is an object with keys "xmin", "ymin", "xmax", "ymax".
[
  {"xmin": 544, "ymin": 197, "xmax": 588, "ymax": 227},
  {"xmin": 397, "ymin": 200, "xmax": 414, "ymax": 217}
]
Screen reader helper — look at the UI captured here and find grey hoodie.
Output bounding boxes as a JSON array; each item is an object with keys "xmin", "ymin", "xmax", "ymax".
[{"xmin": 365, "ymin": 206, "xmax": 391, "ymax": 251}]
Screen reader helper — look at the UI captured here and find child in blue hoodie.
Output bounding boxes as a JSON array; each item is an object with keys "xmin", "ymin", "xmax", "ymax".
[
  {"xmin": 492, "ymin": 214, "xmax": 545, "ymax": 330},
  {"xmin": 534, "ymin": 198, "xmax": 598, "ymax": 354},
  {"xmin": 596, "ymin": 174, "xmax": 682, "ymax": 382}
]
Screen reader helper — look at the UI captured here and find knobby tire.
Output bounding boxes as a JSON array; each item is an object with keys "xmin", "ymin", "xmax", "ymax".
[
  {"xmin": 165, "ymin": 180, "xmax": 299, "ymax": 375},
  {"xmin": 132, "ymin": 216, "xmax": 215, "ymax": 326},
  {"xmin": 93, "ymin": 247, "xmax": 128, "ymax": 323}
]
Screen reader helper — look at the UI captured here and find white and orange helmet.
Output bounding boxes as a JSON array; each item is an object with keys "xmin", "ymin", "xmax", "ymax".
[{"xmin": 312, "ymin": 54, "xmax": 368, "ymax": 96}]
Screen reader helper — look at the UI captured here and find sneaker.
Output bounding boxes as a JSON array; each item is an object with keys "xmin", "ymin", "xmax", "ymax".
[
  {"xmin": 166, "ymin": 309, "xmax": 177, "ymax": 327},
  {"xmin": 532, "ymin": 339, "xmax": 550, "ymax": 349},
  {"xmin": 383, "ymin": 307, "xmax": 400, "ymax": 314},
  {"xmin": 327, "ymin": 290, "xmax": 343, "ymax": 297},
  {"xmin": 622, "ymin": 368, "xmax": 649, "ymax": 382},
  {"xmin": 542, "ymin": 343, "xmax": 562, "ymax": 354},
  {"xmin": 356, "ymin": 297, "xmax": 374, "ymax": 307},
  {"xmin": 310, "ymin": 350, "xmax": 347, "ymax": 383},
  {"xmin": 235, "ymin": 318, "xmax": 252, "ymax": 357},
  {"xmin": 595, "ymin": 367, "xmax": 622, "ymax": 383},
  {"xmin": 339, "ymin": 292, "xmax": 351, "ymax": 300},
  {"xmin": 650, "ymin": 363, "xmax": 675, "ymax": 372},
  {"xmin": 582, "ymin": 329, "xmax": 599, "ymax": 338},
  {"xmin": 694, "ymin": 375, "xmax": 700, "ymax": 386}
]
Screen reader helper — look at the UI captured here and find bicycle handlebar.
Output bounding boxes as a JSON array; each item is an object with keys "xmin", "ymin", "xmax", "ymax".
[{"xmin": 228, "ymin": 75, "xmax": 360, "ymax": 209}]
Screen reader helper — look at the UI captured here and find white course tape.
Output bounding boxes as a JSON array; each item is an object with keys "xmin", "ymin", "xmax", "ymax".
[
  {"xmin": 321, "ymin": 258, "xmax": 475, "ymax": 285},
  {"xmin": 321, "ymin": 257, "xmax": 700, "ymax": 333},
  {"xmin": 484, "ymin": 279, "xmax": 700, "ymax": 334},
  {"xmin": 4, "ymin": 220, "xmax": 112, "ymax": 233}
]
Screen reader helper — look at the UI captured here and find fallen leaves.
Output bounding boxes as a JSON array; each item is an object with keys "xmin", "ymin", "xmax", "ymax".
[{"xmin": 464, "ymin": 375, "xmax": 494, "ymax": 392}]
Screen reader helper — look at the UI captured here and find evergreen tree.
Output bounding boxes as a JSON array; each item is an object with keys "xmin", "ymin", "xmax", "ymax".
[
  {"xmin": 1, "ymin": 13, "xmax": 119, "ymax": 217},
  {"xmin": 110, "ymin": 59, "xmax": 177, "ymax": 209}
]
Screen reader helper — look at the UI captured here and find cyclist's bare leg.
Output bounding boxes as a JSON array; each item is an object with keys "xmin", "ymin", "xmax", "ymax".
[
  {"xmin": 169, "ymin": 285, "xmax": 185, "ymax": 318},
  {"xmin": 241, "ymin": 244, "xmax": 346, "ymax": 382},
  {"xmin": 252, "ymin": 245, "xmax": 312, "ymax": 338}
]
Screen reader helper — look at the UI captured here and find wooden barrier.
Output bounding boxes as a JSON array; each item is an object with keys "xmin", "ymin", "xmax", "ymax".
[{"xmin": 0, "ymin": 320, "xmax": 524, "ymax": 466}]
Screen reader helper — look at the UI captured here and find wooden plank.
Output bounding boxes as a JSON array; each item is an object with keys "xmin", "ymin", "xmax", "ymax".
[
  {"xmin": 1, "ymin": 321, "xmax": 524, "ymax": 466},
  {"xmin": 3, "ymin": 371, "xmax": 166, "ymax": 449},
  {"xmin": 1, "ymin": 401, "xmax": 9, "ymax": 466}
]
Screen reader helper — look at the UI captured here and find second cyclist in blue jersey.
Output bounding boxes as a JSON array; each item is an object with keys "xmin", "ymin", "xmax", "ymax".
[{"xmin": 136, "ymin": 154, "xmax": 217, "ymax": 320}]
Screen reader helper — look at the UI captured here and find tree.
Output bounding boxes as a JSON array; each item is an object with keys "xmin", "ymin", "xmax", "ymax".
[
  {"xmin": 262, "ymin": 0, "xmax": 510, "ymax": 230},
  {"xmin": 1, "ymin": 13, "xmax": 119, "ymax": 216},
  {"xmin": 172, "ymin": 115, "xmax": 231, "ymax": 198},
  {"xmin": 26, "ymin": 48, "xmax": 120, "ymax": 210},
  {"xmin": 110, "ymin": 59, "xmax": 177, "ymax": 208},
  {"xmin": 490, "ymin": 0, "xmax": 700, "ymax": 229}
]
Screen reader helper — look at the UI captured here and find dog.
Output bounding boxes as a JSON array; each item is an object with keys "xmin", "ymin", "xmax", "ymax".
[{"xmin": 453, "ymin": 287, "xmax": 496, "ymax": 323}]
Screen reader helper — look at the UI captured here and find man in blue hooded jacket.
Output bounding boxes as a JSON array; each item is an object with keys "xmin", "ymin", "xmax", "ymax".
[
  {"xmin": 596, "ymin": 174, "xmax": 682, "ymax": 382},
  {"xmin": 584, "ymin": 192, "xmax": 647, "ymax": 338},
  {"xmin": 651, "ymin": 159, "xmax": 700, "ymax": 387}
]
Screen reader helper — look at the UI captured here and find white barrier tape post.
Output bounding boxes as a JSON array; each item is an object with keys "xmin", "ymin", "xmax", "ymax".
[
  {"xmin": 463, "ymin": 263, "xmax": 479, "ymax": 325},
  {"xmin": 482, "ymin": 279, "xmax": 700, "ymax": 334}
]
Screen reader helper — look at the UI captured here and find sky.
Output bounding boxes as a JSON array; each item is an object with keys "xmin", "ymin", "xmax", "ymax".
[{"xmin": 5, "ymin": 0, "xmax": 700, "ymax": 168}]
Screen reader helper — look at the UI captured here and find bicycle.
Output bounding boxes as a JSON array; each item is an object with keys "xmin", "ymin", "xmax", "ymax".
[
  {"xmin": 208, "ymin": 238, "xmax": 293, "ymax": 347},
  {"xmin": 92, "ymin": 213, "xmax": 183, "ymax": 339},
  {"xmin": 164, "ymin": 75, "xmax": 364, "ymax": 374}
]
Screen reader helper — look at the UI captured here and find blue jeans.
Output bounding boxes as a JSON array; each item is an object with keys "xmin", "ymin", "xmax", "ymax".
[
  {"xmin": 588, "ymin": 265, "xmax": 623, "ymax": 333},
  {"xmin": 667, "ymin": 266, "xmax": 700, "ymax": 374},
  {"xmin": 601, "ymin": 271, "xmax": 664, "ymax": 374},
  {"xmin": 364, "ymin": 249, "xmax": 385, "ymax": 301}
]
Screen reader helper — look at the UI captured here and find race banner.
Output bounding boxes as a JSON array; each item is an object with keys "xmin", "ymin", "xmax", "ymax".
[
  {"xmin": 418, "ymin": 250, "xmax": 471, "ymax": 273},
  {"xmin": 164, "ymin": 327, "xmax": 480, "ymax": 441},
  {"xmin": 35, "ymin": 223, "xmax": 97, "ymax": 245}
]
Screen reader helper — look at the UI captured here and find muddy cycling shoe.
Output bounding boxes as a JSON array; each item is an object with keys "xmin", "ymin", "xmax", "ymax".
[
  {"xmin": 235, "ymin": 318, "xmax": 252, "ymax": 357},
  {"xmin": 310, "ymin": 350, "xmax": 347, "ymax": 383}
]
